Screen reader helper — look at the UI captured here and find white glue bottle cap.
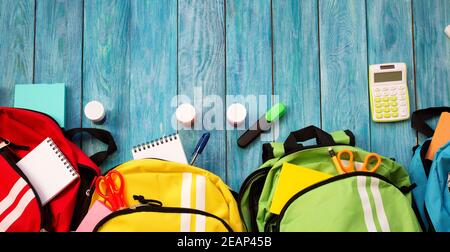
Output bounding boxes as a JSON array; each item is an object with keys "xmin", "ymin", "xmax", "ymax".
[
  {"xmin": 176, "ymin": 103, "xmax": 196, "ymax": 127},
  {"xmin": 227, "ymin": 103, "xmax": 247, "ymax": 127},
  {"xmin": 445, "ymin": 25, "xmax": 450, "ymax": 39},
  {"xmin": 84, "ymin": 101, "xmax": 106, "ymax": 124}
]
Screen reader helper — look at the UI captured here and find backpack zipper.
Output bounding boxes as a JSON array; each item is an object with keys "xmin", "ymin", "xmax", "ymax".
[
  {"xmin": 0, "ymin": 139, "xmax": 9, "ymax": 150},
  {"xmin": 268, "ymin": 172, "xmax": 405, "ymax": 232},
  {"xmin": 424, "ymin": 203, "xmax": 436, "ymax": 232},
  {"xmin": 69, "ymin": 163, "xmax": 100, "ymax": 230},
  {"xmin": 237, "ymin": 167, "xmax": 270, "ymax": 231},
  {"xmin": 0, "ymin": 138, "xmax": 30, "ymax": 151},
  {"xmin": 447, "ymin": 172, "xmax": 450, "ymax": 192},
  {"xmin": 0, "ymin": 148, "xmax": 51, "ymax": 231},
  {"xmin": 238, "ymin": 167, "xmax": 270, "ymax": 202},
  {"xmin": 92, "ymin": 204, "xmax": 234, "ymax": 232}
]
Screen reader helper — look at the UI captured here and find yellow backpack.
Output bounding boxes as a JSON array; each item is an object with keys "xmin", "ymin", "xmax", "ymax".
[{"xmin": 88, "ymin": 159, "xmax": 244, "ymax": 232}]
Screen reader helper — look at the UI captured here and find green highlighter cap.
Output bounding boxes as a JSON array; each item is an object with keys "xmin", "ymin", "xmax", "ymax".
[{"xmin": 265, "ymin": 103, "xmax": 286, "ymax": 122}]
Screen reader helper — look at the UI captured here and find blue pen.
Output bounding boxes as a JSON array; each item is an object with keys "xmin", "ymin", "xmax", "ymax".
[{"xmin": 190, "ymin": 132, "xmax": 211, "ymax": 165}]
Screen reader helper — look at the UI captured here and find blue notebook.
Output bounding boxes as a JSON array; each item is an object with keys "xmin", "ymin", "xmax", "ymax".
[{"xmin": 14, "ymin": 83, "xmax": 66, "ymax": 127}]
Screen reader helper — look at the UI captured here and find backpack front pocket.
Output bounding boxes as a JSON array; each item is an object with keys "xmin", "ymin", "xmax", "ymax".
[{"xmin": 268, "ymin": 172, "xmax": 421, "ymax": 232}]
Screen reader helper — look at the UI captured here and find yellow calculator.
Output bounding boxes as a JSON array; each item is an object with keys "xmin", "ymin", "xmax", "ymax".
[{"xmin": 369, "ymin": 63, "xmax": 410, "ymax": 122}]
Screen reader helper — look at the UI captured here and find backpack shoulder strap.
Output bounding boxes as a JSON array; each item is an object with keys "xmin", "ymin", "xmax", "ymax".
[
  {"xmin": 261, "ymin": 128, "xmax": 355, "ymax": 163},
  {"xmin": 64, "ymin": 128, "xmax": 117, "ymax": 166},
  {"xmin": 411, "ymin": 107, "xmax": 450, "ymax": 137}
]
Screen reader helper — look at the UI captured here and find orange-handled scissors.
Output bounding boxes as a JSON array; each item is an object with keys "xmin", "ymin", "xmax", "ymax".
[
  {"xmin": 336, "ymin": 149, "xmax": 382, "ymax": 174},
  {"xmin": 95, "ymin": 170, "xmax": 127, "ymax": 211}
]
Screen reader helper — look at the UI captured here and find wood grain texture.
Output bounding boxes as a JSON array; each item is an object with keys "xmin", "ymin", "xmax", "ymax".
[
  {"xmin": 129, "ymin": 0, "xmax": 177, "ymax": 163},
  {"xmin": 34, "ymin": 0, "xmax": 83, "ymax": 130},
  {"xmin": 366, "ymin": 0, "xmax": 416, "ymax": 167},
  {"xmin": 319, "ymin": 0, "xmax": 370, "ymax": 150},
  {"xmin": 272, "ymin": 0, "xmax": 321, "ymax": 141},
  {"xmin": 1, "ymin": 0, "xmax": 448, "ymax": 190},
  {"xmin": 178, "ymin": 0, "xmax": 226, "ymax": 178},
  {"xmin": 413, "ymin": 0, "xmax": 450, "ymax": 141},
  {"xmin": 82, "ymin": 0, "xmax": 130, "ymax": 170},
  {"xmin": 226, "ymin": 0, "xmax": 272, "ymax": 190},
  {"xmin": 0, "ymin": 0, "xmax": 34, "ymax": 106}
]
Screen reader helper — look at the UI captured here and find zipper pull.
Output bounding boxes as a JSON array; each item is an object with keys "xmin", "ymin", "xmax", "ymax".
[
  {"xmin": 447, "ymin": 173, "xmax": 450, "ymax": 192},
  {"xmin": 0, "ymin": 138, "xmax": 29, "ymax": 151},
  {"xmin": 132, "ymin": 195, "xmax": 163, "ymax": 207},
  {"xmin": 0, "ymin": 140, "xmax": 10, "ymax": 150}
]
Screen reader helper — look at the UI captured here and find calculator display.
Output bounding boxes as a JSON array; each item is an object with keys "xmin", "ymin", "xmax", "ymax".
[{"xmin": 374, "ymin": 71, "xmax": 402, "ymax": 83}]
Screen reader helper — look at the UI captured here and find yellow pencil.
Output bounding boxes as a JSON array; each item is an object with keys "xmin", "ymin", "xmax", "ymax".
[{"xmin": 328, "ymin": 147, "xmax": 344, "ymax": 174}]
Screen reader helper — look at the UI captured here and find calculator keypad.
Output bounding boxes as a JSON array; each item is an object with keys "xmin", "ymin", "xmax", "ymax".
[{"xmin": 372, "ymin": 85, "xmax": 409, "ymax": 121}]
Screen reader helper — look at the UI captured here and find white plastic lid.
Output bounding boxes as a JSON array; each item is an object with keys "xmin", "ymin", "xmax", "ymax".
[
  {"xmin": 84, "ymin": 101, "xmax": 105, "ymax": 122},
  {"xmin": 227, "ymin": 103, "xmax": 247, "ymax": 126},
  {"xmin": 445, "ymin": 25, "xmax": 450, "ymax": 39},
  {"xmin": 176, "ymin": 103, "xmax": 196, "ymax": 125}
]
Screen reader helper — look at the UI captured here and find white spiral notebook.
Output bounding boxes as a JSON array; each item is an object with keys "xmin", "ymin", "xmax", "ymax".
[
  {"xmin": 132, "ymin": 133, "xmax": 188, "ymax": 164},
  {"xmin": 16, "ymin": 137, "xmax": 79, "ymax": 205}
]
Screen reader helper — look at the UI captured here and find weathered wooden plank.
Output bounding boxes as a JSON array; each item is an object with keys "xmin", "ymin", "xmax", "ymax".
[
  {"xmin": 178, "ymin": 0, "xmax": 226, "ymax": 178},
  {"xmin": 319, "ymin": 0, "xmax": 370, "ymax": 150},
  {"xmin": 413, "ymin": 0, "xmax": 450, "ymax": 140},
  {"xmin": 272, "ymin": 0, "xmax": 321, "ymax": 141},
  {"xmin": 129, "ymin": 0, "xmax": 177, "ymax": 164},
  {"xmin": 82, "ymin": 0, "xmax": 130, "ymax": 170},
  {"xmin": 226, "ymin": 0, "xmax": 272, "ymax": 190},
  {"xmin": 0, "ymin": 0, "xmax": 34, "ymax": 106},
  {"xmin": 366, "ymin": 0, "xmax": 416, "ymax": 166},
  {"xmin": 34, "ymin": 0, "xmax": 83, "ymax": 130}
]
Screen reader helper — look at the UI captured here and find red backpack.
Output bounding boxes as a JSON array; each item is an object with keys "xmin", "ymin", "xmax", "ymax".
[{"xmin": 0, "ymin": 107, "xmax": 116, "ymax": 232}]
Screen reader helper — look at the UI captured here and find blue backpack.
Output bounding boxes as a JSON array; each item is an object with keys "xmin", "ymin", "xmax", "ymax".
[{"xmin": 408, "ymin": 107, "xmax": 450, "ymax": 232}]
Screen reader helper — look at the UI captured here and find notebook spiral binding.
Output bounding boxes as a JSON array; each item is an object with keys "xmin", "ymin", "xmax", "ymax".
[
  {"xmin": 47, "ymin": 138, "xmax": 77, "ymax": 177},
  {"xmin": 132, "ymin": 133, "xmax": 178, "ymax": 153}
]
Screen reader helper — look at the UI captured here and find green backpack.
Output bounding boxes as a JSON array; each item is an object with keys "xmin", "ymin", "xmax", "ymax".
[{"xmin": 238, "ymin": 126, "xmax": 422, "ymax": 232}]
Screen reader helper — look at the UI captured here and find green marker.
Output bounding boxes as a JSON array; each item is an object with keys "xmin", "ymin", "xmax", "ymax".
[
  {"xmin": 265, "ymin": 102, "xmax": 286, "ymax": 123},
  {"xmin": 237, "ymin": 103, "xmax": 286, "ymax": 148}
]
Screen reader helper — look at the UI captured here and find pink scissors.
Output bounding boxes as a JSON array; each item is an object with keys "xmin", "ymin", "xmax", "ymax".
[{"xmin": 95, "ymin": 170, "xmax": 127, "ymax": 211}]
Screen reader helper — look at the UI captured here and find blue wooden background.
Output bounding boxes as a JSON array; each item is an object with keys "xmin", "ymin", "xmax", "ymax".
[{"xmin": 1, "ymin": 0, "xmax": 449, "ymax": 191}]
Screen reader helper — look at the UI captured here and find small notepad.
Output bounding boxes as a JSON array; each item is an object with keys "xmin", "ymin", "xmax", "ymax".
[
  {"xmin": 17, "ymin": 137, "xmax": 79, "ymax": 205},
  {"xmin": 132, "ymin": 133, "xmax": 188, "ymax": 164},
  {"xmin": 270, "ymin": 163, "xmax": 332, "ymax": 215}
]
